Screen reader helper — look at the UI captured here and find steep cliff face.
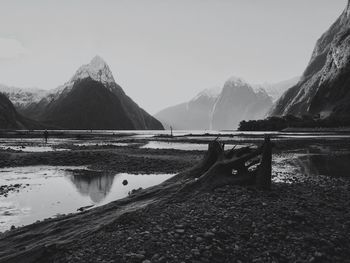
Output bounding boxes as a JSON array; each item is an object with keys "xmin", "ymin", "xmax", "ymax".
[
  {"xmin": 22, "ymin": 56, "xmax": 164, "ymax": 130},
  {"xmin": 211, "ymin": 77, "xmax": 273, "ymax": 130},
  {"xmin": 271, "ymin": 1, "xmax": 350, "ymax": 119}
]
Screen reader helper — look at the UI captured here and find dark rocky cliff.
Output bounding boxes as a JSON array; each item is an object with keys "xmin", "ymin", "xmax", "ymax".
[{"xmin": 271, "ymin": 1, "xmax": 350, "ymax": 119}]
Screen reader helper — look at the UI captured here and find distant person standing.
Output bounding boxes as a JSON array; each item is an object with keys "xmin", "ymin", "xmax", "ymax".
[{"xmin": 43, "ymin": 130, "xmax": 49, "ymax": 144}]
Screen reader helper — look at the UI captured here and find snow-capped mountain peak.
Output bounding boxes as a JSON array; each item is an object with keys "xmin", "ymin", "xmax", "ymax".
[
  {"xmin": 70, "ymin": 55, "xmax": 115, "ymax": 85},
  {"xmin": 49, "ymin": 56, "xmax": 117, "ymax": 100}
]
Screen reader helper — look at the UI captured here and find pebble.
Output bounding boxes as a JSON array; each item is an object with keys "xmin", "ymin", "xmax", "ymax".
[
  {"xmin": 196, "ymin": 237, "xmax": 204, "ymax": 243},
  {"xmin": 203, "ymin": 232, "xmax": 215, "ymax": 238},
  {"xmin": 175, "ymin": 229, "xmax": 185, "ymax": 234}
]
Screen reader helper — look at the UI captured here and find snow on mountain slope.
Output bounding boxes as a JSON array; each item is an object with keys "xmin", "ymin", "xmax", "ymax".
[
  {"xmin": 0, "ymin": 84, "xmax": 48, "ymax": 108},
  {"xmin": 252, "ymin": 77, "xmax": 300, "ymax": 102},
  {"xmin": 189, "ymin": 87, "xmax": 221, "ymax": 103},
  {"xmin": 47, "ymin": 55, "xmax": 116, "ymax": 102},
  {"xmin": 20, "ymin": 56, "xmax": 163, "ymax": 130},
  {"xmin": 156, "ymin": 76, "xmax": 273, "ymax": 130},
  {"xmin": 211, "ymin": 76, "xmax": 273, "ymax": 130},
  {"xmin": 70, "ymin": 55, "xmax": 115, "ymax": 85}
]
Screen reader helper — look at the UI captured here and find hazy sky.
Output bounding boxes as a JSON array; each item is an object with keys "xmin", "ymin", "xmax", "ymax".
[{"xmin": 0, "ymin": 0, "xmax": 347, "ymax": 113}]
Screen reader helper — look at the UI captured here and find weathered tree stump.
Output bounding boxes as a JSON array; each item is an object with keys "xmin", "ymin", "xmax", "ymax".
[
  {"xmin": 173, "ymin": 136, "xmax": 273, "ymax": 194},
  {"xmin": 255, "ymin": 136, "xmax": 272, "ymax": 190}
]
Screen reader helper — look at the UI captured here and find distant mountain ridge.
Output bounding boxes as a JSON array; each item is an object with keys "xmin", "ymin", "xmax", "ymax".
[
  {"xmin": 19, "ymin": 56, "xmax": 163, "ymax": 130},
  {"xmin": 271, "ymin": 1, "xmax": 350, "ymax": 119},
  {"xmin": 0, "ymin": 84, "xmax": 48, "ymax": 110},
  {"xmin": 156, "ymin": 77, "xmax": 273, "ymax": 130},
  {"xmin": 155, "ymin": 87, "xmax": 220, "ymax": 130},
  {"xmin": 211, "ymin": 77, "xmax": 273, "ymax": 130},
  {"xmin": 0, "ymin": 92, "xmax": 45, "ymax": 129},
  {"xmin": 253, "ymin": 77, "xmax": 300, "ymax": 102}
]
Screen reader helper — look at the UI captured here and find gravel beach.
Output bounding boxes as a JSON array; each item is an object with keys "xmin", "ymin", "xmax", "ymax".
[{"xmin": 0, "ymin": 137, "xmax": 349, "ymax": 263}]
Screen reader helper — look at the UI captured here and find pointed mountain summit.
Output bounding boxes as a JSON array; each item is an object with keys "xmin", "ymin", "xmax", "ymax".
[
  {"xmin": 70, "ymin": 55, "xmax": 115, "ymax": 85},
  {"xmin": 155, "ymin": 87, "xmax": 220, "ymax": 130},
  {"xmin": 155, "ymin": 76, "xmax": 273, "ymax": 130},
  {"xmin": 21, "ymin": 56, "xmax": 163, "ymax": 130},
  {"xmin": 211, "ymin": 77, "xmax": 272, "ymax": 130},
  {"xmin": 271, "ymin": 1, "xmax": 350, "ymax": 119}
]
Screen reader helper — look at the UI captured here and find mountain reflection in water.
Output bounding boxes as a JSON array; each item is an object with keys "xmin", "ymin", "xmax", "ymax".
[
  {"xmin": 68, "ymin": 170, "xmax": 115, "ymax": 203},
  {"xmin": 0, "ymin": 166, "xmax": 174, "ymax": 231}
]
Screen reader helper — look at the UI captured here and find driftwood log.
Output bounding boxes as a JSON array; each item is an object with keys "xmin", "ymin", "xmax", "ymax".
[{"xmin": 169, "ymin": 136, "xmax": 273, "ymax": 195}]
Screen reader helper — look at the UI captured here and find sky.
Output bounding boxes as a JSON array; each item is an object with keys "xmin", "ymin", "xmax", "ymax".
[{"xmin": 0, "ymin": 0, "xmax": 347, "ymax": 114}]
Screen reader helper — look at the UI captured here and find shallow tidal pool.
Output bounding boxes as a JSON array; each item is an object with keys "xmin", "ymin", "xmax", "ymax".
[{"xmin": 0, "ymin": 166, "xmax": 173, "ymax": 232}]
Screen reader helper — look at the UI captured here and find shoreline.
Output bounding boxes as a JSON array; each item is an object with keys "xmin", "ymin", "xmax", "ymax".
[{"xmin": 0, "ymin": 136, "xmax": 349, "ymax": 262}]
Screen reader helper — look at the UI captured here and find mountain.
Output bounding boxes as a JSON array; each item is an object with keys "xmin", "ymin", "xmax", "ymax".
[
  {"xmin": 21, "ymin": 56, "xmax": 164, "ymax": 130},
  {"xmin": 0, "ymin": 84, "xmax": 48, "ymax": 110},
  {"xmin": 0, "ymin": 92, "xmax": 44, "ymax": 129},
  {"xmin": 211, "ymin": 77, "xmax": 273, "ymax": 130},
  {"xmin": 271, "ymin": 1, "xmax": 350, "ymax": 119},
  {"xmin": 254, "ymin": 77, "xmax": 300, "ymax": 102},
  {"xmin": 156, "ymin": 77, "xmax": 273, "ymax": 130},
  {"xmin": 155, "ymin": 88, "xmax": 220, "ymax": 130}
]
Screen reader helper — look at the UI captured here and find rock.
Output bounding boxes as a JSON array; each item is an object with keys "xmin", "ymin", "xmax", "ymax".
[
  {"xmin": 196, "ymin": 237, "xmax": 204, "ymax": 243},
  {"xmin": 175, "ymin": 229, "xmax": 185, "ymax": 234},
  {"xmin": 191, "ymin": 248, "xmax": 200, "ymax": 256},
  {"xmin": 126, "ymin": 253, "xmax": 145, "ymax": 260},
  {"xmin": 203, "ymin": 232, "xmax": 215, "ymax": 238}
]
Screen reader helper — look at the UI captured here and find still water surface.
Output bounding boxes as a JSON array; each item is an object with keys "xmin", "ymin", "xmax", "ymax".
[{"xmin": 0, "ymin": 166, "xmax": 173, "ymax": 232}]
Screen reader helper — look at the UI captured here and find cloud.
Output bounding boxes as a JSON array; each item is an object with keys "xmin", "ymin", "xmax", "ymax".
[{"xmin": 0, "ymin": 37, "xmax": 29, "ymax": 59}]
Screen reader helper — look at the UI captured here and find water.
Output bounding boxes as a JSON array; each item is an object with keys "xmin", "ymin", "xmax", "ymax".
[
  {"xmin": 141, "ymin": 141, "xmax": 247, "ymax": 151},
  {"xmin": 74, "ymin": 142, "xmax": 131, "ymax": 147},
  {"xmin": 272, "ymin": 144, "xmax": 350, "ymax": 183},
  {"xmin": 0, "ymin": 138, "xmax": 71, "ymax": 152},
  {"xmin": 0, "ymin": 166, "xmax": 173, "ymax": 232},
  {"xmin": 1, "ymin": 131, "xmax": 350, "ymax": 232},
  {"xmin": 141, "ymin": 141, "xmax": 211, "ymax": 151},
  {"xmin": 287, "ymin": 145, "xmax": 350, "ymax": 177}
]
